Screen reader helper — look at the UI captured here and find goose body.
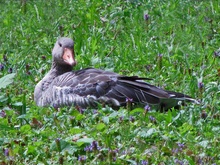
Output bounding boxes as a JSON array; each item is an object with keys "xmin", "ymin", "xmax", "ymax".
[{"xmin": 34, "ymin": 37, "xmax": 197, "ymax": 110}]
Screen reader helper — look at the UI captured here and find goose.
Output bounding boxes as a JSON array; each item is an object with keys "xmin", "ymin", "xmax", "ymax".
[{"xmin": 34, "ymin": 37, "xmax": 198, "ymax": 111}]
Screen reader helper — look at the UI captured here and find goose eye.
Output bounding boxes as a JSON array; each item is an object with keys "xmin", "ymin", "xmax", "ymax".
[{"xmin": 58, "ymin": 42, "xmax": 62, "ymax": 47}]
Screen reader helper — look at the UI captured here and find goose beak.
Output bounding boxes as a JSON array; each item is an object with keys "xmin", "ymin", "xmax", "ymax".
[{"xmin": 63, "ymin": 48, "xmax": 77, "ymax": 66}]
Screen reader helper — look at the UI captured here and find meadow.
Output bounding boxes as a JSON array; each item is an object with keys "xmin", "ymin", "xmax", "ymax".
[{"xmin": 0, "ymin": 0, "xmax": 219, "ymax": 164}]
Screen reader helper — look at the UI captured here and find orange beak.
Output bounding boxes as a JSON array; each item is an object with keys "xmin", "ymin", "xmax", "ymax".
[{"xmin": 62, "ymin": 48, "xmax": 76, "ymax": 66}]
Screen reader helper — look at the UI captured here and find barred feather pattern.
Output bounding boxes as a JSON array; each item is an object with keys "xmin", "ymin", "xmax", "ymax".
[{"xmin": 36, "ymin": 79, "xmax": 121, "ymax": 108}]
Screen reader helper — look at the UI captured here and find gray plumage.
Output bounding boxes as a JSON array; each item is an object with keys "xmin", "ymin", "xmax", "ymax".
[{"xmin": 34, "ymin": 37, "xmax": 198, "ymax": 110}]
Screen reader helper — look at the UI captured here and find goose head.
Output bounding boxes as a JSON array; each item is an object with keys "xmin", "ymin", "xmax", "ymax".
[{"xmin": 52, "ymin": 37, "xmax": 76, "ymax": 67}]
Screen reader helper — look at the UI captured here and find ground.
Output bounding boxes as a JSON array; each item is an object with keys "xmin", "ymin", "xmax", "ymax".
[{"xmin": 0, "ymin": 0, "xmax": 219, "ymax": 164}]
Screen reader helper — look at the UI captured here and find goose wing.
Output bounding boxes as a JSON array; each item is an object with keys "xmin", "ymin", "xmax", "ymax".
[{"xmin": 40, "ymin": 68, "xmax": 176, "ymax": 108}]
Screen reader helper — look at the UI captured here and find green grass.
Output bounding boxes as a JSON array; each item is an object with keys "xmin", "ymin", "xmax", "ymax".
[{"xmin": 0, "ymin": 0, "xmax": 219, "ymax": 164}]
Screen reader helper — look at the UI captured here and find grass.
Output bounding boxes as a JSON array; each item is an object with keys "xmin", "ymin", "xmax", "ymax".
[{"xmin": 0, "ymin": 0, "xmax": 219, "ymax": 164}]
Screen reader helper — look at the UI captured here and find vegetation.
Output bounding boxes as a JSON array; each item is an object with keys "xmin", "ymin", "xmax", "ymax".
[{"xmin": 0, "ymin": 0, "xmax": 219, "ymax": 164}]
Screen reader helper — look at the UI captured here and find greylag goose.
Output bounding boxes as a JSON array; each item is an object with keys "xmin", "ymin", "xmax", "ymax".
[{"xmin": 34, "ymin": 37, "xmax": 198, "ymax": 110}]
